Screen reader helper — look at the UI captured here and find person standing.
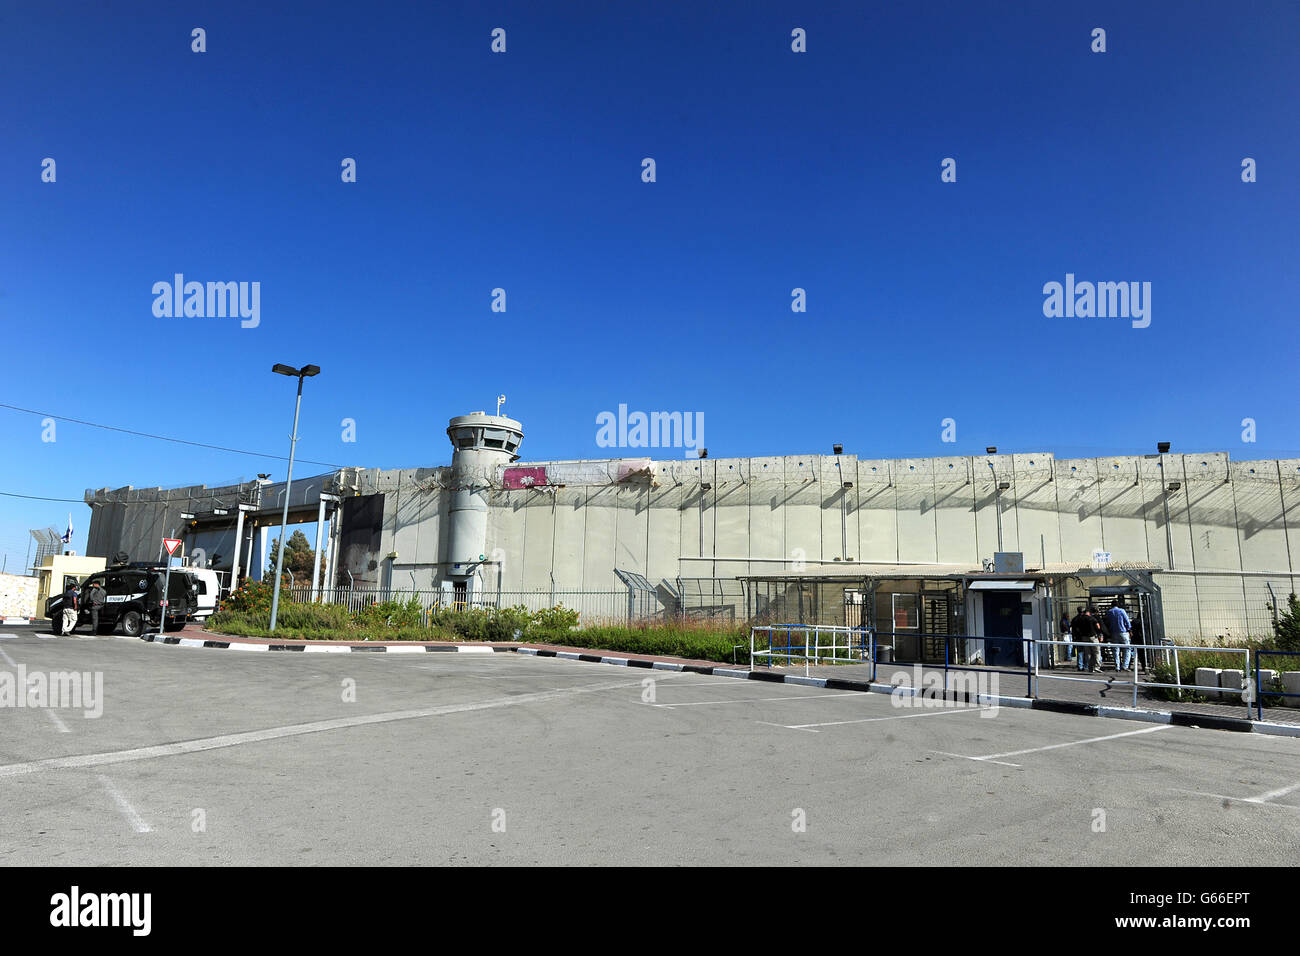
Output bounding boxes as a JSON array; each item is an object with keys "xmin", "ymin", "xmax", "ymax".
[
  {"xmin": 1059, "ymin": 611, "xmax": 1074, "ymax": 663},
  {"xmin": 60, "ymin": 581, "xmax": 80, "ymax": 635},
  {"xmin": 1106, "ymin": 600, "xmax": 1134, "ymax": 672},
  {"xmin": 1071, "ymin": 605, "xmax": 1103, "ymax": 673},
  {"xmin": 88, "ymin": 579, "xmax": 107, "ymax": 634}
]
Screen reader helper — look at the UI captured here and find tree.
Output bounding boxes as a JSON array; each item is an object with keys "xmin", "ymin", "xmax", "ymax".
[{"xmin": 266, "ymin": 529, "xmax": 318, "ymax": 587}]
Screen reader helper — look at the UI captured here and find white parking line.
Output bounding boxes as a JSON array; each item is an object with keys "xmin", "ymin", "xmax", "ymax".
[
  {"xmin": 0, "ymin": 676, "xmax": 649, "ymax": 779},
  {"xmin": 1240, "ymin": 779, "xmax": 1300, "ymax": 805},
  {"xmin": 43, "ymin": 709, "xmax": 70, "ymax": 733},
  {"xmin": 97, "ymin": 775, "xmax": 151, "ymax": 833},
  {"xmin": 651, "ymin": 692, "xmax": 861, "ymax": 709},
  {"xmin": 785, "ymin": 707, "xmax": 990, "ymax": 731},
  {"xmin": 935, "ymin": 723, "xmax": 1175, "ymax": 767},
  {"xmin": 0, "ymin": 633, "xmax": 17, "ymax": 639}
]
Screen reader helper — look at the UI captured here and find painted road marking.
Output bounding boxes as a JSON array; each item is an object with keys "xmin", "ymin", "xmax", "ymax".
[
  {"xmin": 1240, "ymin": 778, "xmax": 1300, "ymax": 805},
  {"xmin": 0, "ymin": 633, "xmax": 17, "ymax": 639},
  {"xmin": 784, "ymin": 707, "xmax": 990, "ymax": 731},
  {"xmin": 43, "ymin": 709, "xmax": 70, "ymax": 733},
  {"xmin": 651, "ymin": 691, "xmax": 862, "ymax": 709},
  {"xmin": 98, "ymin": 775, "xmax": 151, "ymax": 833},
  {"xmin": 934, "ymin": 723, "xmax": 1175, "ymax": 768},
  {"xmin": 0, "ymin": 676, "xmax": 649, "ymax": 780},
  {"xmin": 0, "ymin": 646, "xmax": 15, "ymax": 667}
]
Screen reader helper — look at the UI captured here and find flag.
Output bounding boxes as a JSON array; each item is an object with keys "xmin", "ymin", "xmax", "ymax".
[{"xmin": 61, "ymin": 513, "xmax": 73, "ymax": 544}]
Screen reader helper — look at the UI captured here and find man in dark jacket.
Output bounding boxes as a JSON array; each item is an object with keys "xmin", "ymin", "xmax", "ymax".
[
  {"xmin": 1070, "ymin": 606, "xmax": 1102, "ymax": 673},
  {"xmin": 60, "ymin": 581, "xmax": 80, "ymax": 635},
  {"xmin": 88, "ymin": 580, "xmax": 107, "ymax": 634}
]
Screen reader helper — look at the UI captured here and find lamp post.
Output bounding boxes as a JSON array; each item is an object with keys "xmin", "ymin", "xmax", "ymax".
[
  {"xmin": 986, "ymin": 447, "xmax": 1005, "ymax": 553},
  {"xmin": 268, "ymin": 363, "xmax": 320, "ymax": 632},
  {"xmin": 1158, "ymin": 442, "xmax": 1174, "ymax": 571}
]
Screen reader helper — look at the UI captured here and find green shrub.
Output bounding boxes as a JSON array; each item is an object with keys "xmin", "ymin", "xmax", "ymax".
[
  {"xmin": 356, "ymin": 597, "xmax": 424, "ymax": 630},
  {"xmin": 1272, "ymin": 592, "xmax": 1300, "ymax": 653},
  {"xmin": 532, "ymin": 605, "xmax": 580, "ymax": 634}
]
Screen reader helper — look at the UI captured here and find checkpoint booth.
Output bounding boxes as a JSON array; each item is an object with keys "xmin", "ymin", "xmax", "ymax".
[{"xmin": 740, "ymin": 557, "xmax": 1165, "ymax": 669}]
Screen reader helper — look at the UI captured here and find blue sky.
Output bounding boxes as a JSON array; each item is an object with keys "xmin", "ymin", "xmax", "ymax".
[{"xmin": 1, "ymin": 0, "xmax": 1297, "ymax": 569}]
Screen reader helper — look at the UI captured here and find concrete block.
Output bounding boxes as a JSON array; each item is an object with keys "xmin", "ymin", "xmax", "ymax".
[
  {"xmin": 1219, "ymin": 668, "xmax": 1244, "ymax": 702},
  {"xmin": 1195, "ymin": 667, "xmax": 1222, "ymax": 699},
  {"xmin": 1283, "ymin": 671, "xmax": 1300, "ymax": 708}
]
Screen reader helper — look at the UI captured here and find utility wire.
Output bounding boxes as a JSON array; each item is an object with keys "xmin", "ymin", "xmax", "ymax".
[
  {"xmin": 0, "ymin": 402, "xmax": 346, "ymax": 468},
  {"xmin": 0, "ymin": 490, "xmax": 86, "ymax": 503}
]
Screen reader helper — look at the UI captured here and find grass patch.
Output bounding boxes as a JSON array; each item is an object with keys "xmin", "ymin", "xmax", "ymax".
[{"xmin": 207, "ymin": 602, "xmax": 749, "ymax": 661}]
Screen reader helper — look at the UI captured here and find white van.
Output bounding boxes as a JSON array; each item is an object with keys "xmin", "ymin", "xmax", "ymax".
[
  {"xmin": 184, "ymin": 567, "xmax": 221, "ymax": 621},
  {"xmin": 152, "ymin": 566, "xmax": 221, "ymax": 621}
]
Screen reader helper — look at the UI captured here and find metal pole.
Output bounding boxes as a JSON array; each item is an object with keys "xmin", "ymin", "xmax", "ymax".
[
  {"xmin": 311, "ymin": 495, "xmax": 327, "ymax": 602},
  {"xmin": 231, "ymin": 506, "xmax": 246, "ymax": 595},
  {"xmin": 268, "ymin": 376, "xmax": 304, "ymax": 632},
  {"xmin": 1161, "ymin": 453, "xmax": 1175, "ymax": 570}
]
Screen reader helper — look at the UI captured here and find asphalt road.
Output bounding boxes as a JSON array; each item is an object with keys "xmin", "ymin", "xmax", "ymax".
[{"xmin": 1, "ymin": 624, "xmax": 1297, "ymax": 865}]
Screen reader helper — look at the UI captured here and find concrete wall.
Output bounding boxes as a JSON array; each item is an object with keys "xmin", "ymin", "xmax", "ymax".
[
  {"xmin": 0, "ymin": 573, "xmax": 38, "ymax": 619},
  {"xmin": 84, "ymin": 451, "xmax": 1300, "ymax": 639}
]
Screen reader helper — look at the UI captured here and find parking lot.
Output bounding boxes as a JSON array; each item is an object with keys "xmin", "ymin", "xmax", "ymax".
[{"xmin": 1, "ymin": 625, "xmax": 1297, "ymax": 866}]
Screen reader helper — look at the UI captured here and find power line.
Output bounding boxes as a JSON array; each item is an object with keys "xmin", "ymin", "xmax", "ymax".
[
  {"xmin": 0, "ymin": 490, "xmax": 85, "ymax": 503},
  {"xmin": 0, "ymin": 402, "xmax": 346, "ymax": 468}
]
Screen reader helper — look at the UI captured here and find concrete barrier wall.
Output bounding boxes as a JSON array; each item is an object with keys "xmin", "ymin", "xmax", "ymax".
[{"xmin": 85, "ymin": 451, "xmax": 1300, "ymax": 634}]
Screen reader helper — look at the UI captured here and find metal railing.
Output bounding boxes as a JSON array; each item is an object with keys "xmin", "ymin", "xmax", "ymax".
[
  {"xmin": 872, "ymin": 631, "xmax": 1035, "ymax": 697},
  {"xmin": 1034, "ymin": 638, "xmax": 1254, "ymax": 716},
  {"xmin": 1254, "ymin": 649, "xmax": 1300, "ymax": 720},
  {"xmin": 750, "ymin": 625, "xmax": 872, "ymax": 675}
]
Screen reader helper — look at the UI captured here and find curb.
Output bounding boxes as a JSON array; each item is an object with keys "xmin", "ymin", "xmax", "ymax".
[
  {"xmin": 130, "ymin": 634, "xmax": 1300, "ymax": 740},
  {"xmin": 515, "ymin": 648, "xmax": 1299, "ymax": 739},
  {"xmin": 134, "ymin": 633, "xmax": 514, "ymax": 654}
]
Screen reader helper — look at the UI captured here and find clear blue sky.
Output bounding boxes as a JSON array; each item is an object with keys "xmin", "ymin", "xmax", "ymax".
[{"xmin": 1, "ymin": 1, "xmax": 1297, "ymax": 569}]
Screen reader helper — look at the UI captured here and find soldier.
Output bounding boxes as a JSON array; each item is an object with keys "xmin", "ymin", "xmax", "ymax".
[{"xmin": 88, "ymin": 579, "xmax": 107, "ymax": 634}]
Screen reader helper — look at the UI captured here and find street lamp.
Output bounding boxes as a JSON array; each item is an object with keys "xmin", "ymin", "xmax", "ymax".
[
  {"xmin": 986, "ymin": 449, "xmax": 1006, "ymax": 552},
  {"xmin": 1158, "ymin": 442, "xmax": 1173, "ymax": 570},
  {"xmin": 268, "ymin": 363, "xmax": 320, "ymax": 631}
]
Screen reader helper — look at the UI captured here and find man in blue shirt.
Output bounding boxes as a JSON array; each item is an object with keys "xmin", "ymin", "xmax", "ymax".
[{"xmin": 1105, "ymin": 602, "xmax": 1134, "ymax": 671}]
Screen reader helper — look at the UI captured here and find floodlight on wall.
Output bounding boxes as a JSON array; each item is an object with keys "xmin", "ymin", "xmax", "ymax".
[
  {"xmin": 697, "ymin": 448, "xmax": 708, "ymax": 459},
  {"xmin": 833, "ymin": 443, "xmax": 843, "ymax": 455},
  {"xmin": 842, "ymin": 481, "xmax": 853, "ymax": 489},
  {"xmin": 986, "ymin": 446, "xmax": 998, "ymax": 454},
  {"xmin": 1166, "ymin": 482, "xmax": 1181, "ymax": 493},
  {"xmin": 701, "ymin": 482, "xmax": 712, "ymax": 491},
  {"xmin": 998, "ymin": 482, "xmax": 1010, "ymax": 490},
  {"xmin": 1158, "ymin": 442, "xmax": 1171, "ymax": 454}
]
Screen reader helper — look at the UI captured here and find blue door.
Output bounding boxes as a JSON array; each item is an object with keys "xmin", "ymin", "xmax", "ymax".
[{"xmin": 982, "ymin": 591, "xmax": 1024, "ymax": 667}]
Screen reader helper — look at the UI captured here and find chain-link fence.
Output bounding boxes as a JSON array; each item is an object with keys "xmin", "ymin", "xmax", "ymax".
[{"xmin": 1156, "ymin": 572, "xmax": 1299, "ymax": 642}]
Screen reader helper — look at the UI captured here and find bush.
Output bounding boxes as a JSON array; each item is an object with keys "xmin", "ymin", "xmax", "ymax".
[
  {"xmin": 532, "ymin": 604, "xmax": 580, "ymax": 635},
  {"xmin": 1272, "ymin": 592, "xmax": 1300, "ymax": 653},
  {"xmin": 356, "ymin": 597, "xmax": 424, "ymax": 630}
]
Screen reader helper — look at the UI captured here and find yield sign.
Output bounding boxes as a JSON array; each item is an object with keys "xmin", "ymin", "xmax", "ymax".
[{"xmin": 163, "ymin": 538, "xmax": 182, "ymax": 556}]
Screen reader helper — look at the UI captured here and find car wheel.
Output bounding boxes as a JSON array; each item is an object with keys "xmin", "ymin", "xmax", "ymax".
[{"xmin": 122, "ymin": 610, "xmax": 143, "ymax": 637}]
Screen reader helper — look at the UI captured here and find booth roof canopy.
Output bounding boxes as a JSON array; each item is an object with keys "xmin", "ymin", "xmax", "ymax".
[{"xmin": 738, "ymin": 561, "xmax": 1162, "ymax": 583}]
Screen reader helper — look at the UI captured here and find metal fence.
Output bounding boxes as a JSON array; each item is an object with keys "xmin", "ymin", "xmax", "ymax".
[
  {"xmin": 286, "ymin": 586, "xmax": 660, "ymax": 624},
  {"xmin": 1157, "ymin": 571, "xmax": 1300, "ymax": 642}
]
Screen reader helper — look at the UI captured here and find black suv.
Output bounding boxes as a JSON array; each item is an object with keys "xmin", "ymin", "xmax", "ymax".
[{"xmin": 46, "ymin": 567, "xmax": 197, "ymax": 636}]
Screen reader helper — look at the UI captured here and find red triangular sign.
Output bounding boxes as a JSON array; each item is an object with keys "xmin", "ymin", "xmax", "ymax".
[{"xmin": 163, "ymin": 538, "xmax": 182, "ymax": 556}]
